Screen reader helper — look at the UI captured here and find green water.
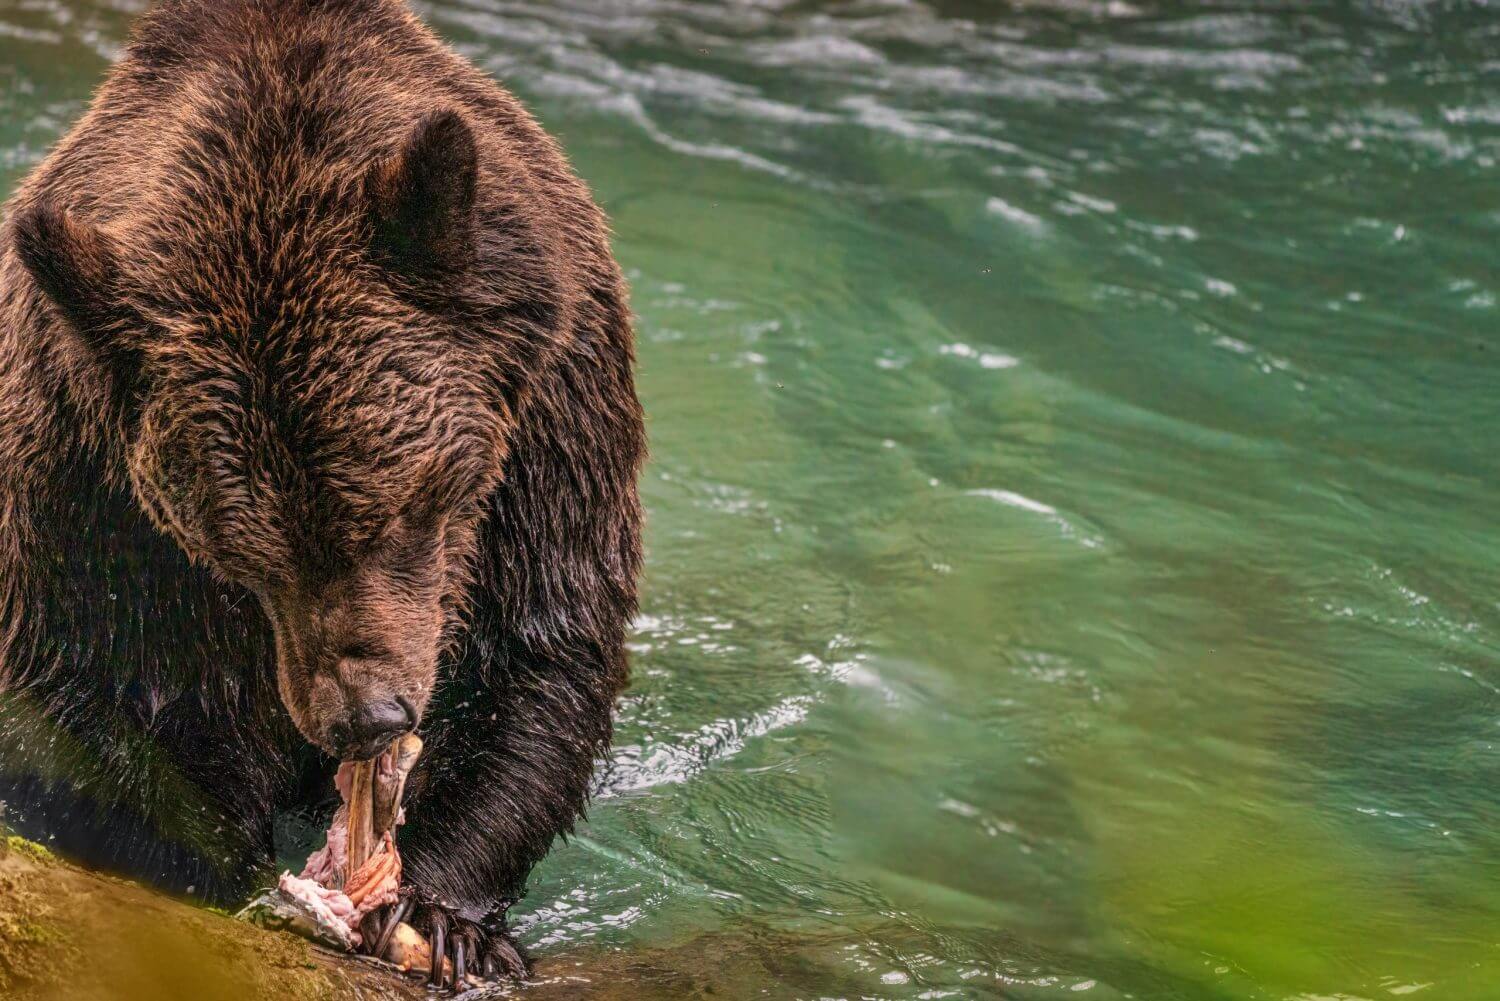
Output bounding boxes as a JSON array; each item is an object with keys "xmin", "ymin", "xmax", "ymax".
[{"xmin": 6, "ymin": 2, "xmax": 1500, "ymax": 998}]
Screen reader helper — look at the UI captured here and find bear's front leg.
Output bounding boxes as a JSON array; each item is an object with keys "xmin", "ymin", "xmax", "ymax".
[{"xmin": 368, "ymin": 638, "xmax": 620, "ymax": 987}]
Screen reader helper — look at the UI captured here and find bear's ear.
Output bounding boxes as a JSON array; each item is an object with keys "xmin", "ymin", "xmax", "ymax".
[
  {"xmin": 13, "ymin": 199, "xmax": 126, "ymax": 340},
  {"xmin": 367, "ymin": 110, "xmax": 478, "ymax": 277},
  {"xmin": 13, "ymin": 200, "xmax": 145, "ymax": 415}
]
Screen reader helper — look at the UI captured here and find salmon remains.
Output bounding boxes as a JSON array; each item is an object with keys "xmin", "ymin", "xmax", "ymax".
[{"xmin": 239, "ymin": 734, "xmax": 451, "ymax": 978}]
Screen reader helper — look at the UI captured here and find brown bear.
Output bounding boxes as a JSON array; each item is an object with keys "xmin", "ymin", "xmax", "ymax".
[{"xmin": 0, "ymin": 0, "xmax": 644, "ymax": 986}]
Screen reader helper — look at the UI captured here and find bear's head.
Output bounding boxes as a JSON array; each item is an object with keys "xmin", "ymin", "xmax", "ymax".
[{"xmin": 11, "ymin": 110, "xmax": 568, "ymax": 760}]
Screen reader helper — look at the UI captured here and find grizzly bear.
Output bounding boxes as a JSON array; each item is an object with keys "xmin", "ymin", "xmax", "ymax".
[{"xmin": 0, "ymin": 0, "xmax": 644, "ymax": 985}]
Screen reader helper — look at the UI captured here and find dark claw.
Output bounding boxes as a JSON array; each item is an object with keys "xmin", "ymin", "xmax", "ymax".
[
  {"xmin": 452, "ymin": 936, "xmax": 468, "ymax": 986},
  {"xmin": 494, "ymin": 935, "xmax": 526, "ymax": 978},
  {"xmin": 428, "ymin": 916, "xmax": 447, "ymax": 988},
  {"xmin": 358, "ymin": 909, "xmax": 383, "ymax": 950},
  {"xmin": 371, "ymin": 896, "xmax": 410, "ymax": 960}
]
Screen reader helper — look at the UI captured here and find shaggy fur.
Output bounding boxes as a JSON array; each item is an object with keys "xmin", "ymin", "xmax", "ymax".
[{"xmin": 0, "ymin": 0, "xmax": 644, "ymax": 982}]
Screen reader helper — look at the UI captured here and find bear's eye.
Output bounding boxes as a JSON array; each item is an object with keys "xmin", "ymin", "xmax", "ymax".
[
  {"xmin": 339, "ymin": 641, "xmax": 384, "ymax": 662},
  {"xmin": 364, "ymin": 509, "xmax": 436, "ymax": 563}
]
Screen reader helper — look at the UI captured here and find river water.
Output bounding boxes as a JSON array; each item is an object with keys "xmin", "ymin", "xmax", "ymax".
[{"xmin": 4, "ymin": 2, "xmax": 1500, "ymax": 999}]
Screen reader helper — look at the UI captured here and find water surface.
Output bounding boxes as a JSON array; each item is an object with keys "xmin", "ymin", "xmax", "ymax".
[{"xmin": 4, "ymin": 1, "xmax": 1500, "ymax": 998}]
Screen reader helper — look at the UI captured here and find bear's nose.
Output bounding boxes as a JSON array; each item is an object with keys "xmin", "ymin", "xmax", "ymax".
[{"xmin": 330, "ymin": 697, "xmax": 414, "ymax": 761}]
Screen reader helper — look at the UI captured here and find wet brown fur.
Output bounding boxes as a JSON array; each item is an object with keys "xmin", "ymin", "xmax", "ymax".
[{"xmin": 0, "ymin": 0, "xmax": 644, "ymax": 975}]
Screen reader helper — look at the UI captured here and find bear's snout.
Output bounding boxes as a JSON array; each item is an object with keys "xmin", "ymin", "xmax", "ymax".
[
  {"xmin": 268, "ymin": 583, "xmax": 442, "ymax": 759},
  {"xmin": 328, "ymin": 693, "xmax": 416, "ymax": 761},
  {"xmin": 287, "ymin": 653, "xmax": 434, "ymax": 760}
]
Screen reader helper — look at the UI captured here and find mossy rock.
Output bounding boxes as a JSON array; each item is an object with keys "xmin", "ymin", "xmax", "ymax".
[{"xmin": 0, "ymin": 837, "xmax": 423, "ymax": 1001}]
